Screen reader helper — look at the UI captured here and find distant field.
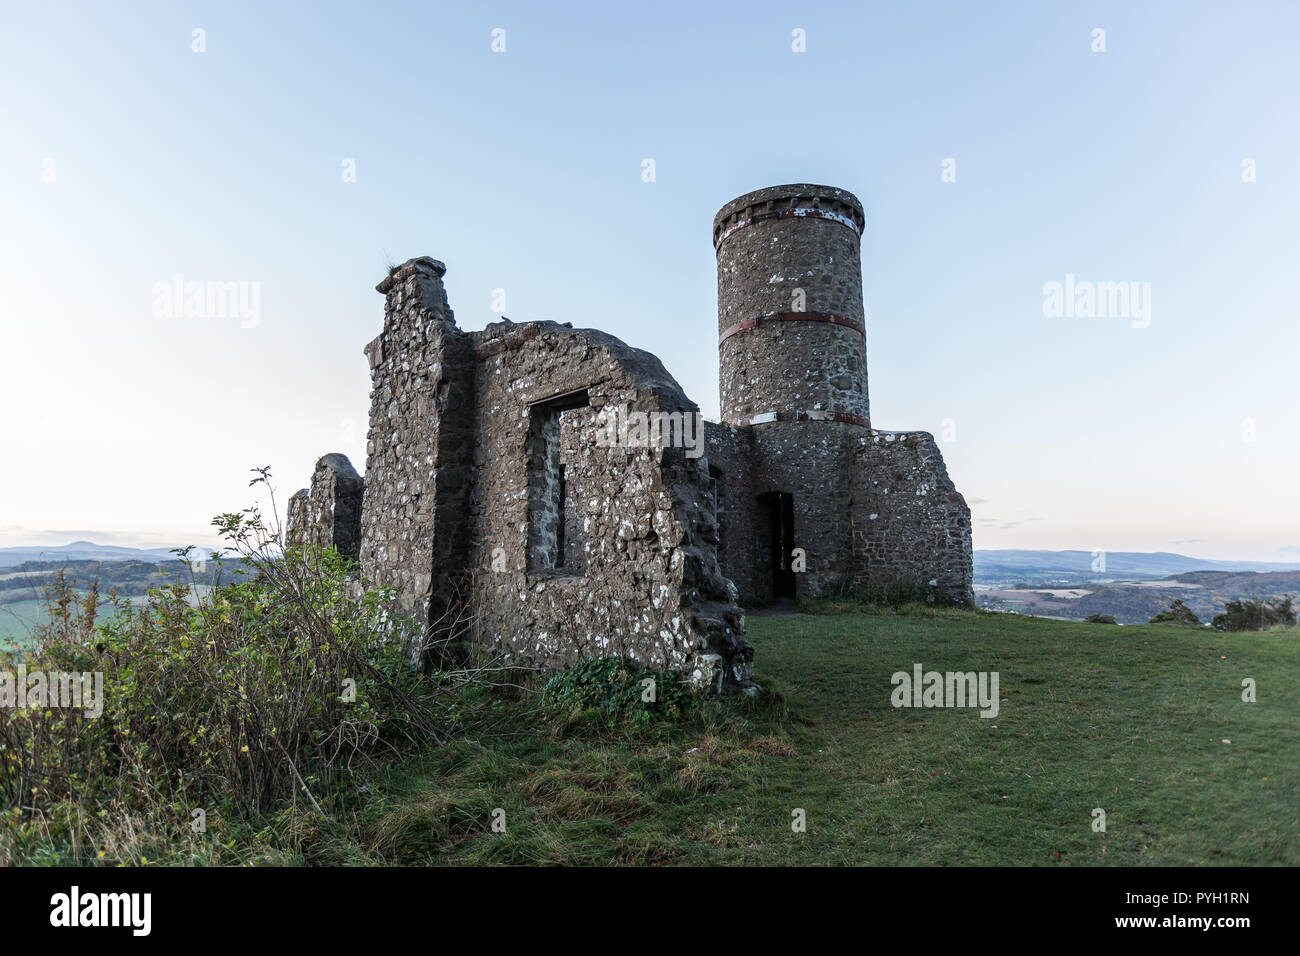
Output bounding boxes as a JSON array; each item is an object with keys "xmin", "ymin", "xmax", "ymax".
[
  {"xmin": 977, "ymin": 569, "xmax": 1300, "ymax": 624},
  {"xmin": 0, "ymin": 557, "xmax": 229, "ymax": 652},
  {"xmin": 0, "ymin": 600, "xmax": 48, "ymax": 650},
  {"xmin": 0, "ymin": 598, "xmax": 124, "ymax": 651}
]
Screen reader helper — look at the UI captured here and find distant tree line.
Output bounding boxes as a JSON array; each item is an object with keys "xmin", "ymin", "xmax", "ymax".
[{"xmin": 1144, "ymin": 596, "xmax": 1296, "ymax": 631}]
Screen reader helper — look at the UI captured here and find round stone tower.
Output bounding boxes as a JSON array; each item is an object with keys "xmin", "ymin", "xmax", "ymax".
[{"xmin": 713, "ymin": 184, "xmax": 870, "ymax": 426}]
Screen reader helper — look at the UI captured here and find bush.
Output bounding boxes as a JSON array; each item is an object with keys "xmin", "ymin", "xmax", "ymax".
[
  {"xmin": 1084, "ymin": 613, "xmax": 1117, "ymax": 624},
  {"xmin": 541, "ymin": 658, "xmax": 696, "ymax": 727},
  {"xmin": 1212, "ymin": 597, "xmax": 1296, "ymax": 632},
  {"xmin": 1149, "ymin": 599, "xmax": 1203, "ymax": 626},
  {"xmin": 0, "ymin": 469, "xmax": 500, "ymax": 864}
]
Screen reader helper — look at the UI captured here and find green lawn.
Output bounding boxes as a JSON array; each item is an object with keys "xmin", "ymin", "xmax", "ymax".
[{"xmin": 273, "ymin": 605, "xmax": 1297, "ymax": 866}]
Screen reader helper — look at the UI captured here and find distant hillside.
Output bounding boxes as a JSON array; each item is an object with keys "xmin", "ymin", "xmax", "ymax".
[
  {"xmin": 1171, "ymin": 569, "xmax": 1300, "ymax": 590},
  {"xmin": 977, "ymin": 568, "xmax": 1300, "ymax": 624},
  {"xmin": 0, "ymin": 556, "xmax": 246, "ymax": 646},
  {"xmin": 0, "ymin": 540, "xmax": 188, "ymax": 568},
  {"xmin": 974, "ymin": 549, "xmax": 1300, "ymax": 588}
]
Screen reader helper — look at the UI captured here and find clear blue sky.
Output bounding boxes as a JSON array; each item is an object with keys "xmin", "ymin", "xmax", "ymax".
[{"xmin": 2, "ymin": 0, "xmax": 1297, "ymax": 560}]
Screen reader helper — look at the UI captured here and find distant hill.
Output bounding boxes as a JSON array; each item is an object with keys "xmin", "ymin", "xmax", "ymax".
[
  {"xmin": 974, "ymin": 549, "xmax": 1300, "ymax": 588},
  {"xmin": 978, "ymin": 568, "xmax": 1300, "ymax": 625},
  {"xmin": 0, "ymin": 540, "xmax": 189, "ymax": 568}
]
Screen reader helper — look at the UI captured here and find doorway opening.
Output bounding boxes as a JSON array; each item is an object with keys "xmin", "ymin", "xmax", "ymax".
[{"xmin": 759, "ymin": 491, "xmax": 796, "ymax": 599}]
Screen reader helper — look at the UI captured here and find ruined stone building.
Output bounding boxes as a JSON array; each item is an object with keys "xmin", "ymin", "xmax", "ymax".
[{"xmin": 288, "ymin": 184, "xmax": 972, "ymax": 694}]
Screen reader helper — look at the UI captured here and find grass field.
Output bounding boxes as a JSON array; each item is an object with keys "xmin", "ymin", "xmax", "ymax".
[{"xmin": 251, "ymin": 604, "xmax": 1297, "ymax": 866}]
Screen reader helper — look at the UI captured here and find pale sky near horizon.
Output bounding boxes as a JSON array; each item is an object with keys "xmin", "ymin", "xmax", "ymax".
[{"xmin": 1, "ymin": 1, "xmax": 1297, "ymax": 561}]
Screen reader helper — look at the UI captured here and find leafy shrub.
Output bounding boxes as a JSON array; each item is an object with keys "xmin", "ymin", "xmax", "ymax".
[
  {"xmin": 0, "ymin": 469, "xmax": 498, "ymax": 863},
  {"xmin": 541, "ymin": 658, "xmax": 696, "ymax": 726},
  {"xmin": 1084, "ymin": 613, "xmax": 1117, "ymax": 624},
  {"xmin": 1212, "ymin": 597, "xmax": 1296, "ymax": 632},
  {"xmin": 1149, "ymin": 599, "xmax": 1202, "ymax": 626}
]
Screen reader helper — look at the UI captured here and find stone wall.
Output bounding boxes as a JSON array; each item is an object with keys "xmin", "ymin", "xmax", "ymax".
[
  {"xmin": 315, "ymin": 256, "xmax": 757, "ymax": 693},
  {"xmin": 704, "ymin": 420, "xmax": 972, "ymax": 605},
  {"xmin": 701, "ymin": 422, "xmax": 757, "ymax": 598},
  {"xmin": 464, "ymin": 319, "xmax": 752, "ymax": 693},
  {"xmin": 850, "ymin": 431, "xmax": 973, "ymax": 604},
  {"xmin": 286, "ymin": 453, "xmax": 364, "ymax": 560},
  {"xmin": 720, "ymin": 323, "xmax": 869, "ymax": 426},
  {"xmin": 744, "ymin": 421, "xmax": 860, "ymax": 601},
  {"xmin": 357, "ymin": 258, "xmax": 476, "ymax": 648}
]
